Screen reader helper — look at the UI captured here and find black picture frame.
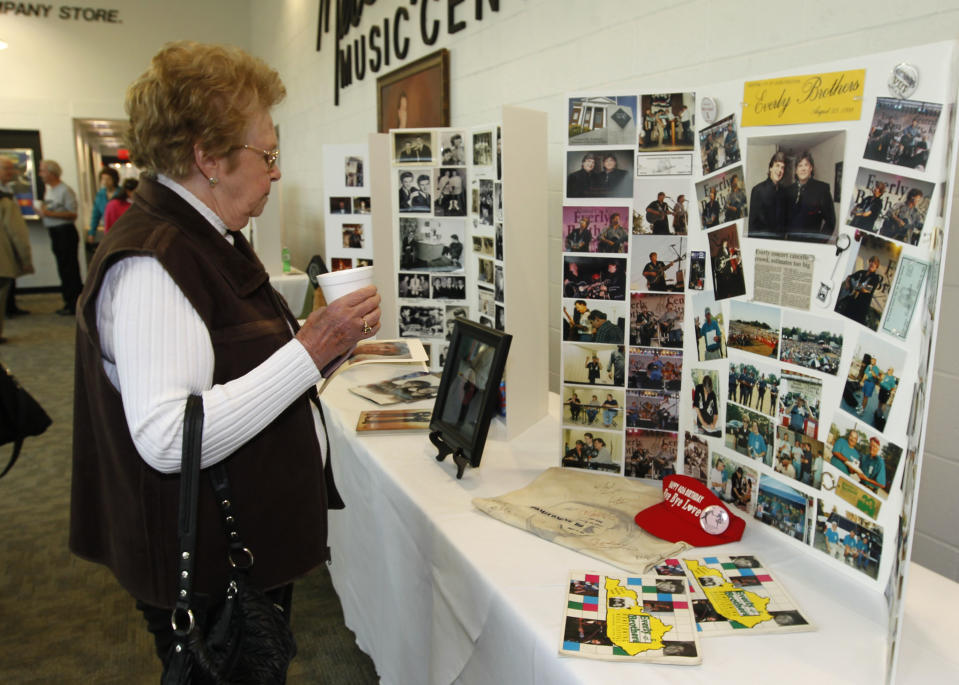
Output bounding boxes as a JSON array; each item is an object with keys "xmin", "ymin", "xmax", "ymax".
[{"xmin": 429, "ymin": 318, "xmax": 511, "ymax": 478}]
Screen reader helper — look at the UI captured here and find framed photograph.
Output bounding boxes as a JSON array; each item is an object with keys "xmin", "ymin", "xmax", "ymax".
[
  {"xmin": 377, "ymin": 48, "xmax": 450, "ymax": 133},
  {"xmin": 430, "ymin": 319, "xmax": 512, "ymax": 469},
  {"xmin": 0, "ymin": 147, "xmax": 40, "ymax": 219}
]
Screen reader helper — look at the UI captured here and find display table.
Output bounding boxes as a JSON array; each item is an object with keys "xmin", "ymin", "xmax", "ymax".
[
  {"xmin": 321, "ymin": 362, "xmax": 959, "ymax": 684},
  {"xmin": 270, "ymin": 268, "xmax": 310, "ymax": 317}
]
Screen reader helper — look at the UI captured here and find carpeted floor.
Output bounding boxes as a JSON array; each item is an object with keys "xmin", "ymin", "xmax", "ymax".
[{"xmin": 0, "ymin": 293, "xmax": 379, "ymax": 684}]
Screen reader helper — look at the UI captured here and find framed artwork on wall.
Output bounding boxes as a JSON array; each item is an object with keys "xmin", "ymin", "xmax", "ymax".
[{"xmin": 377, "ymin": 48, "xmax": 450, "ymax": 133}]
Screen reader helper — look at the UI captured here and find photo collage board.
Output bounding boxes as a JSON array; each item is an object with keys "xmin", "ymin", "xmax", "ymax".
[
  {"xmin": 390, "ymin": 126, "xmax": 505, "ymax": 371},
  {"xmin": 559, "ymin": 43, "xmax": 958, "ymax": 644},
  {"xmin": 323, "ymin": 143, "xmax": 374, "ymax": 272}
]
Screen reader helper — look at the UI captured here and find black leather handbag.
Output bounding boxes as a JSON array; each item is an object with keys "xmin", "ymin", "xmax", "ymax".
[
  {"xmin": 0, "ymin": 362, "xmax": 52, "ymax": 479},
  {"xmin": 163, "ymin": 395, "xmax": 296, "ymax": 685}
]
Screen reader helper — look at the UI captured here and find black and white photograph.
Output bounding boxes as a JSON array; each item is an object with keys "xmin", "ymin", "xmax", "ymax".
[
  {"xmin": 627, "ymin": 346, "xmax": 682, "ymax": 391},
  {"xmin": 707, "ymin": 224, "xmax": 747, "ymax": 300},
  {"xmin": 626, "ymin": 389, "xmax": 679, "ymax": 431},
  {"xmin": 624, "ymin": 429, "xmax": 678, "ymax": 480},
  {"xmin": 568, "ymin": 95, "xmax": 638, "ymax": 146},
  {"xmin": 630, "ymin": 236, "xmax": 687, "ymax": 293},
  {"xmin": 845, "ymin": 167, "xmax": 934, "ymax": 245},
  {"xmin": 691, "ymin": 369, "xmax": 721, "ymax": 438},
  {"xmin": 745, "ymin": 130, "xmax": 845, "ymax": 244},
  {"xmin": 477, "ymin": 288, "xmax": 494, "ymax": 320},
  {"xmin": 398, "ymin": 217, "xmax": 466, "ymax": 271},
  {"xmin": 439, "ymin": 130, "xmax": 467, "ymax": 165},
  {"xmin": 495, "ymin": 304, "xmax": 505, "ymax": 332},
  {"xmin": 562, "ymin": 343, "xmax": 623, "ymax": 387},
  {"xmin": 728, "ymin": 300, "xmax": 781, "ymax": 360},
  {"xmin": 727, "ymin": 361, "xmax": 779, "ymax": 418},
  {"xmin": 563, "ymin": 256, "xmax": 627, "ymax": 301},
  {"xmin": 345, "ymin": 155, "xmax": 364, "ymax": 186},
  {"xmin": 774, "ymin": 426, "xmax": 824, "ymax": 489},
  {"xmin": 330, "ymin": 196, "xmax": 352, "ymax": 214},
  {"xmin": 708, "ymin": 453, "xmax": 757, "ymax": 516},
  {"xmin": 562, "ymin": 299, "xmax": 628, "ymax": 344},
  {"xmin": 431, "ymin": 274, "xmax": 466, "ymax": 300},
  {"xmin": 563, "ymin": 385, "xmax": 626, "ymax": 429},
  {"xmin": 495, "ymin": 223, "xmax": 503, "ymax": 261},
  {"xmin": 825, "ymin": 417, "xmax": 903, "ymax": 501},
  {"xmin": 629, "ymin": 293, "xmax": 684, "ymax": 348},
  {"xmin": 813, "ymin": 502, "xmax": 882, "ymax": 580},
  {"xmin": 398, "ymin": 272, "xmax": 430, "ymax": 299},
  {"xmin": 478, "ymin": 178, "xmax": 494, "ymax": 226},
  {"xmin": 494, "ymin": 265, "xmax": 504, "ymax": 303},
  {"xmin": 397, "ymin": 169, "xmax": 433, "ymax": 213},
  {"xmin": 354, "ymin": 196, "xmax": 371, "ymax": 214},
  {"xmin": 562, "ymin": 205, "xmax": 630, "ymax": 253},
  {"xmin": 725, "ymin": 404, "xmax": 773, "ymax": 463},
  {"xmin": 444, "ymin": 306, "xmax": 469, "ymax": 341},
  {"xmin": 472, "ymin": 130, "xmax": 494, "ymax": 166},
  {"xmin": 777, "ymin": 370, "xmax": 823, "ymax": 440},
  {"xmin": 341, "ymin": 223, "xmax": 364, "ymax": 249},
  {"xmin": 565, "ymin": 149, "xmax": 634, "ymax": 199},
  {"xmin": 434, "ymin": 167, "xmax": 468, "ymax": 216},
  {"xmin": 780, "ymin": 309, "xmax": 844, "ymax": 376},
  {"xmin": 399, "ymin": 305, "xmax": 444, "ymax": 338},
  {"xmin": 562, "ymin": 427, "xmax": 623, "ymax": 474},
  {"xmin": 839, "ymin": 334, "xmax": 904, "ymax": 432},
  {"xmin": 688, "ymin": 251, "xmax": 706, "ymax": 290},
  {"xmin": 493, "ymin": 181, "xmax": 503, "ymax": 223},
  {"xmin": 834, "ymin": 233, "xmax": 901, "ymax": 330},
  {"xmin": 863, "ymin": 97, "xmax": 941, "ymax": 170},
  {"xmin": 695, "ymin": 166, "xmax": 747, "ymax": 230},
  {"xmin": 639, "ymin": 93, "xmax": 694, "ymax": 151},
  {"xmin": 393, "ymin": 130, "xmax": 434, "ymax": 163},
  {"xmin": 684, "ymin": 432, "xmax": 709, "ymax": 483},
  {"xmin": 698, "ymin": 114, "xmax": 740, "ymax": 175},
  {"xmin": 754, "ymin": 474, "xmax": 811, "ymax": 543},
  {"xmin": 633, "ymin": 177, "xmax": 693, "ymax": 235},
  {"xmin": 692, "ymin": 291, "xmax": 726, "ymax": 362},
  {"xmin": 477, "ymin": 257, "xmax": 494, "ymax": 286}
]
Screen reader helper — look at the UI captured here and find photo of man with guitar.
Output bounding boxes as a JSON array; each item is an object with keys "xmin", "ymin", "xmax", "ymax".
[
  {"xmin": 708, "ymin": 224, "xmax": 747, "ymax": 299},
  {"xmin": 834, "ymin": 234, "xmax": 900, "ymax": 331},
  {"xmin": 630, "ymin": 237, "xmax": 687, "ymax": 293}
]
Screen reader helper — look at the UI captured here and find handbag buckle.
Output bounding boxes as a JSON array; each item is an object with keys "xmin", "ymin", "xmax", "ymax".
[
  {"xmin": 170, "ymin": 607, "xmax": 195, "ymax": 635},
  {"xmin": 228, "ymin": 547, "xmax": 254, "ymax": 570}
]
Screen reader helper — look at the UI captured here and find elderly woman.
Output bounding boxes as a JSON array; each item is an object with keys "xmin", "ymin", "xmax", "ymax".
[{"xmin": 69, "ymin": 41, "xmax": 381, "ymax": 677}]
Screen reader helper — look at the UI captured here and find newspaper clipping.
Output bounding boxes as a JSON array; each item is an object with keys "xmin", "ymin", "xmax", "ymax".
[{"xmin": 754, "ymin": 250, "xmax": 814, "ymax": 309}]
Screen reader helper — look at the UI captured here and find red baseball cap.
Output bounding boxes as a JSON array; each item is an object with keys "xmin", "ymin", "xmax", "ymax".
[{"xmin": 634, "ymin": 475, "xmax": 745, "ymax": 546}]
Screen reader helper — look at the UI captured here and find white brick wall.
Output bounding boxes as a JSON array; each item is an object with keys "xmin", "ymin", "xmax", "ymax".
[{"xmin": 252, "ymin": 0, "xmax": 959, "ymax": 582}]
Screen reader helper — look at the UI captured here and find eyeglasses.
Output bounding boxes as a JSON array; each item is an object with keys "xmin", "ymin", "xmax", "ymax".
[{"xmin": 235, "ymin": 144, "xmax": 279, "ymax": 170}]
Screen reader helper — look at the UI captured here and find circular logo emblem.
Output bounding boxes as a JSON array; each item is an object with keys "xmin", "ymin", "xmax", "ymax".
[
  {"xmin": 700, "ymin": 96, "xmax": 718, "ymax": 124},
  {"xmin": 888, "ymin": 63, "xmax": 919, "ymax": 99},
  {"xmin": 699, "ymin": 505, "xmax": 730, "ymax": 535}
]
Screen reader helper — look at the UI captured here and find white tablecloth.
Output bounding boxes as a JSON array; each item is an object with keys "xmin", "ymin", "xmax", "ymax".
[
  {"xmin": 320, "ymin": 362, "xmax": 959, "ymax": 684},
  {"xmin": 270, "ymin": 269, "xmax": 310, "ymax": 315}
]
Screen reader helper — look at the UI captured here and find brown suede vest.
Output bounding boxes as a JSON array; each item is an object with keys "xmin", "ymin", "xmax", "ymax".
[{"xmin": 70, "ymin": 176, "xmax": 342, "ymax": 608}]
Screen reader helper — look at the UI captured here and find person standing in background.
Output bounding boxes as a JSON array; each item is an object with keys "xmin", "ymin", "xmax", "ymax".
[
  {"xmin": 38, "ymin": 160, "xmax": 82, "ymax": 315},
  {"xmin": 103, "ymin": 178, "xmax": 139, "ymax": 231},
  {"xmin": 0, "ymin": 156, "xmax": 35, "ymax": 342},
  {"xmin": 87, "ymin": 166, "xmax": 119, "ymax": 244}
]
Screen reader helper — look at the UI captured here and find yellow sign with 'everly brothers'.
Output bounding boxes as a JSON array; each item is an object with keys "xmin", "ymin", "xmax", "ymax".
[{"xmin": 742, "ymin": 69, "xmax": 865, "ymax": 126}]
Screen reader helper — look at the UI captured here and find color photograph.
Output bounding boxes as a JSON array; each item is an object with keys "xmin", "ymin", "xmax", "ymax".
[
  {"xmin": 725, "ymin": 403, "xmax": 773, "ymax": 463},
  {"xmin": 691, "ymin": 369, "xmax": 721, "ymax": 438},
  {"xmin": 780, "ymin": 309, "xmax": 844, "ymax": 376},
  {"xmin": 863, "ymin": 97, "xmax": 941, "ymax": 170},
  {"xmin": 684, "ymin": 432, "xmax": 710, "ymax": 483},
  {"xmin": 627, "ymin": 346, "xmax": 682, "ymax": 391},
  {"xmin": 629, "ymin": 293, "xmax": 684, "ymax": 348},
  {"xmin": 639, "ymin": 93, "xmax": 695, "ymax": 151},
  {"xmin": 630, "ymin": 236, "xmax": 687, "ymax": 292},
  {"xmin": 563, "ymin": 343, "xmax": 624, "ymax": 387},
  {"xmin": 562, "ymin": 205, "xmax": 631, "ymax": 253},
  {"xmin": 624, "ymin": 429, "xmax": 679, "ymax": 480},
  {"xmin": 562, "ymin": 427, "xmax": 623, "ymax": 474},
  {"xmin": 754, "ymin": 475, "xmax": 811, "ymax": 543},
  {"xmin": 825, "ymin": 418, "xmax": 903, "ymax": 500},
  {"xmin": 568, "ymin": 95, "xmax": 638, "ymax": 146},
  {"xmin": 707, "ymin": 224, "xmax": 746, "ymax": 300},
  {"xmin": 773, "ymin": 426, "xmax": 824, "ymax": 489},
  {"xmin": 698, "ymin": 114, "xmax": 740, "ymax": 175},
  {"xmin": 693, "ymin": 291, "xmax": 726, "ymax": 361},
  {"xmin": 834, "ymin": 233, "xmax": 901, "ymax": 331},
  {"xmin": 627, "ymin": 389, "xmax": 680, "ymax": 432},
  {"xmin": 778, "ymin": 370, "xmax": 823, "ymax": 439},
  {"xmin": 562, "ymin": 298, "xmax": 628, "ymax": 345},
  {"xmin": 728, "ymin": 300, "xmax": 781, "ymax": 359},
  {"xmin": 813, "ymin": 502, "xmax": 882, "ymax": 580},
  {"xmin": 845, "ymin": 167, "xmax": 934, "ymax": 245},
  {"xmin": 565, "ymin": 149, "xmax": 634, "ymax": 199},
  {"xmin": 708, "ymin": 453, "xmax": 757, "ymax": 515},
  {"xmin": 695, "ymin": 166, "xmax": 747, "ymax": 230},
  {"xmin": 564, "ymin": 255, "xmax": 627, "ymax": 301},
  {"xmin": 727, "ymin": 361, "xmax": 779, "ymax": 417},
  {"xmin": 839, "ymin": 334, "xmax": 904, "ymax": 432}
]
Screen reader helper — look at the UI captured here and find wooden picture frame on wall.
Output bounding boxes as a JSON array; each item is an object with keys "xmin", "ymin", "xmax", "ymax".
[{"xmin": 377, "ymin": 48, "xmax": 450, "ymax": 133}]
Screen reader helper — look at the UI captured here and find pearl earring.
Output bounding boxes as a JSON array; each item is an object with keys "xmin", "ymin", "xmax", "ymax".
[{"xmin": 209, "ymin": 177, "xmax": 218, "ymax": 187}]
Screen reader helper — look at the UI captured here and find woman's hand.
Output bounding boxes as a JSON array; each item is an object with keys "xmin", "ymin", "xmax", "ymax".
[{"xmin": 295, "ymin": 285, "xmax": 381, "ymax": 371}]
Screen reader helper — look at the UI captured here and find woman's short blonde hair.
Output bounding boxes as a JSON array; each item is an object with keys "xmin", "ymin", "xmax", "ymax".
[{"xmin": 125, "ymin": 41, "xmax": 286, "ymax": 179}]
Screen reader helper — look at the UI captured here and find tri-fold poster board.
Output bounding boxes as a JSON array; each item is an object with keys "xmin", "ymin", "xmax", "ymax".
[{"xmin": 559, "ymin": 41, "xmax": 958, "ymax": 680}]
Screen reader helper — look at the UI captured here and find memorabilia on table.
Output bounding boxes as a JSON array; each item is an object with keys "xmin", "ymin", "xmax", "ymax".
[
  {"xmin": 355, "ymin": 409, "xmax": 432, "ymax": 434},
  {"xmin": 349, "ymin": 370, "xmax": 440, "ymax": 405},
  {"xmin": 560, "ymin": 570, "xmax": 701, "ymax": 664}
]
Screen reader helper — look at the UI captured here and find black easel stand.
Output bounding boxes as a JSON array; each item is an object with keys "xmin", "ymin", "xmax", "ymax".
[{"xmin": 430, "ymin": 431, "xmax": 471, "ymax": 479}]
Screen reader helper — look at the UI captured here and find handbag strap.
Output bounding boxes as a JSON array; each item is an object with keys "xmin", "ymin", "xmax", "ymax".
[
  {"xmin": 172, "ymin": 395, "xmax": 254, "ymax": 638},
  {"xmin": 172, "ymin": 394, "xmax": 205, "ymax": 636}
]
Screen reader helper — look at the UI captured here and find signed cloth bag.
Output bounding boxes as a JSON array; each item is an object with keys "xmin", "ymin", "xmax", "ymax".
[
  {"xmin": 163, "ymin": 395, "xmax": 296, "ymax": 685},
  {"xmin": 0, "ymin": 362, "xmax": 52, "ymax": 479}
]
